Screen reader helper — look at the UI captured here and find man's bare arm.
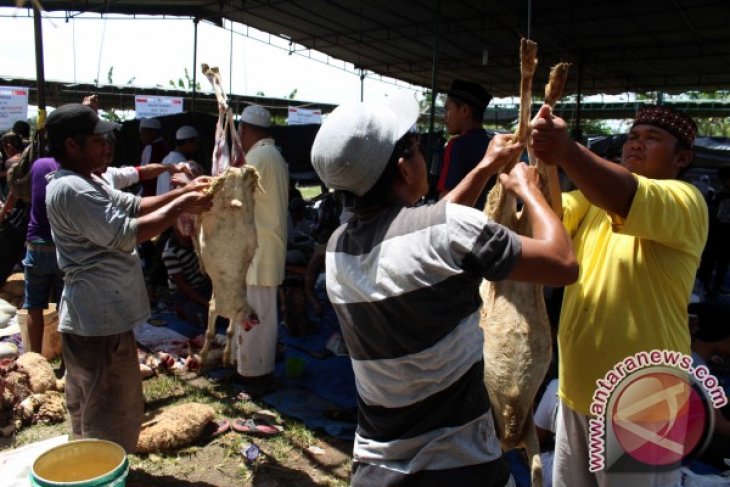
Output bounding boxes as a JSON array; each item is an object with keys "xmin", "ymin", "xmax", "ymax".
[{"xmin": 444, "ymin": 134, "xmax": 522, "ymax": 207}]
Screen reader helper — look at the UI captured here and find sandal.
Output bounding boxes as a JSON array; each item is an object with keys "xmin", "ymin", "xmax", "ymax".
[
  {"xmin": 252, "ymin": 409, "xmax": 278, "ymax": 425},
  {"xmin": 231, "ymin": 418, "xmax": 282, "ymax": 437}
]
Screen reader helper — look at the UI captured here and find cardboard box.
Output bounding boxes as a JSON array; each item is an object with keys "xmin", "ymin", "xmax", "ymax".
[{"xmin": 17, "ymin": 304, "xmax": 61, "ymax": 360}]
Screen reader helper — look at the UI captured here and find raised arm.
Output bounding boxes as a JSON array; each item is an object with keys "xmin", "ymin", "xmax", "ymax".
[
  {"xmin": 502, "ymin": 163, "xmax": 578, "ymax": 286},
  {"xmin": 444, "ymin": 134, "xmax": 523, "ymax": 207},
  {"xmin": 136, "ymin": 189, "xmax": 212, "ymax": 243},
  {"xmin": 531, "ymin": 104, "xmax": 637, "ymax": 218},
  {"xmin": 137, "ymin": 162, "xmax": 192, "ymax": 182},
  {"xmin": 138, "ymin": 177, "xmax": 211, "ymax": 215}
]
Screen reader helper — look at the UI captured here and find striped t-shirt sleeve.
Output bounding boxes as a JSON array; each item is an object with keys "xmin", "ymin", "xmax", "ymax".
[
  {"xmin": 162, "ymin": 241, "xmax": 206, "ymax": 291},
  {"xmin": 444, "ymin": 202, "xmax": 522, "ymax": 281}
]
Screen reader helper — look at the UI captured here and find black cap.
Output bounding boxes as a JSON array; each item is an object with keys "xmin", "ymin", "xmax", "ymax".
[
  {"xmin": 45, "ymin": 104, "xmax": 120, "ymax": 147},
  {"xmin": 12, "ymin": 120, "xmax": 30, "ymax": 140},
  {"xmin": 447, "ymin": 80, "xmax": 492, "ymax": 111}
]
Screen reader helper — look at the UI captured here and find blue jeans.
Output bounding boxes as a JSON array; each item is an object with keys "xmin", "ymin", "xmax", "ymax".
[{"xmin": 23, "ymin": 245, "xmax": 64, "ymax": 309}]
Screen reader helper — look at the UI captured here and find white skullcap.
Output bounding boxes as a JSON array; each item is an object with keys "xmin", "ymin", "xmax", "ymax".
[
  {"xmin": 176, "ymin": 125, "xmax": 199, "ymax": 140},
  {"xmin": 139, "ymin": 118, "xmax": 161, "ymax": 130},
  {"xmin": 241, "ymin": 105, "xmax": 271, "ymax": 128}
]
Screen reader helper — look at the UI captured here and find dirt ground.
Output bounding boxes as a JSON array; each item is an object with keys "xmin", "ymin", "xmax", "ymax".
[{"xmin": 1, "ymin": 364, "xmax": 354, "ymax": 486}]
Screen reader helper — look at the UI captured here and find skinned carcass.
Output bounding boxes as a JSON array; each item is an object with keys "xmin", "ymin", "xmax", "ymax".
[
  {"xmin": 480, "ymin": 39, "xmax": 569, "ymax": 487},
  {"xmin": 194, "ymin": 65, "xmax": 261, "ymax": 368}
]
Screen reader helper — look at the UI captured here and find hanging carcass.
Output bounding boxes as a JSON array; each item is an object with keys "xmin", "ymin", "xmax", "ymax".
[
  {"xmin": 193, "ymin": 65, "xmax": 261, "ymax": 368},
  {"xmin": 480, "ymin": 39, "xmax": 570, "ymax": 487}
]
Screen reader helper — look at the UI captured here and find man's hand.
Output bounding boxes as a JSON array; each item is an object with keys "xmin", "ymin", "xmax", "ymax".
[
  {"xmin": 530, "ymin": 104, "xmax": 573, "ymax": 165},
  {"xmin": 499, "ymin": 162, "xmax": 540, "ymax": 199},
  {"xmin": 442, "ymin": 134, "xmax": 523, "ymax": 207},
  {"xmin": 82, "ymin": 95, "xmax": 100, "ymax": 113},
  {"xmin": 167, "ymin": 162, "xmax": 193, "ymax": 177},
  {"xmin": 182, "ymin": 176, "xmax": 213, "ymax": 194},
  {"xmin": 176, "ymin": 191, "xmax": 213, "ymax": 215},
  {"xmin": 479, "ymin": 134, "xmax": 523, "ymax": 173}
]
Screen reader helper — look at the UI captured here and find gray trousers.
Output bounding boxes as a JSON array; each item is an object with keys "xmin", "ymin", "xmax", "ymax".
[
  {"xmin": 553, "ymin": 400, "xmax": 681, "ymax": 487},
  {"xmin": 62, "ymin": 331, "xmax": 144, "ymax": 453}
]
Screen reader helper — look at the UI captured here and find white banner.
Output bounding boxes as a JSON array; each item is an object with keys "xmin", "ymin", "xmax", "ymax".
[
  {"xmin": 0, "ymin": 86, "xmax": 29, "ymax": 131},
  {"xmin": 287, "ymin": 106, "xmax": 322, "ymax": 125},
  {"xmin": 135, "ymin": 95, "xmax": 183, "ymax": 118}
]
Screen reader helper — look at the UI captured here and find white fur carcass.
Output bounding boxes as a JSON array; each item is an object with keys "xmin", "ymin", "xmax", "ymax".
[
  {"xmin": 193, "ymin": 64, "xmax": 261, "ymax": 368},
  {"xmin": 480, "ymin": 39, "xmax": 569, "ymax": 487},
  {"xmin": 195, "ymin": 166, "xmax": 261, "ymax": 366}
]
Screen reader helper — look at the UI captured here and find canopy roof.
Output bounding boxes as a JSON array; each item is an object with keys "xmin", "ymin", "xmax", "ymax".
[{"xmin": 7, "ymin": 0, "xmax": 730, "ymax": 97}]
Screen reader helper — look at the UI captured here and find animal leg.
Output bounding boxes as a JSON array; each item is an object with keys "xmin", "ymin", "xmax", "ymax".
[
  {"xmin": 222, "ymin": 311, "xmax": 238, "ymax": 366},
  {"xmin": 523, "ymin": 415, "xmax": 543, "ymax": 487},
  {"xmin": 198, "ymin": 295, "xmax": 218, "ymax": 370}
]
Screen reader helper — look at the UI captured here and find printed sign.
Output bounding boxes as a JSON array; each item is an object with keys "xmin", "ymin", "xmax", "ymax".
[
  {"xmin": 135, "ymin": 96, "xmax": 183, "ymax": 118},
  {"xmin": 287, "ymin": 106, "xmax": 322, "ymax": 125},
  {"xmin": 0, "ymin": 86, "xmax": 29, "ymax": 131}
]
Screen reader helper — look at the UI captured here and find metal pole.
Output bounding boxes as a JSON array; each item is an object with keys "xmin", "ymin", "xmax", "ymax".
[
  {"xmin": 33, "ymin": 4, "xmax": 46, "ymax": 129},
  {"xmin": 229, "ymin": 19, "xmax": 234, "ymax": 96},
  {"xmin": 360, "ymin": 69, "xmax": 365, "ymax": 102},
  {"xmin": 428, "ymin": 42, "xmax": 439, "ymax": 147},
  {"xmin": 575, "ymin": 54, "xmax": 584, "ymax": 141},
  {"xmin": 527, "ymin": 0, "xmax": 533, "ymax": 39},
  {"xmin": 427, "ymin": 0, "xmax": 440, "ymax": 182},
  {"xmin": 192, "ymin": 18, "xmax": 199, "ymax": 113}
]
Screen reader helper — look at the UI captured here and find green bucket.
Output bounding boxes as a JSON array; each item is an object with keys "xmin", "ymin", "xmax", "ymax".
[{"xmin": 30, "ymin": 439, "xmax": 128, "ymax": 487}]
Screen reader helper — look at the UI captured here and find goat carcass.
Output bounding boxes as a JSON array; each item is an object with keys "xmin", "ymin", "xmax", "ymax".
[
  {"xmin": 480, "ymin": 39, "xmax": 569, "ymax": 487},
  {"xmin": 194, "ymin": 65, "xmax": 260, "ymax": 368}
]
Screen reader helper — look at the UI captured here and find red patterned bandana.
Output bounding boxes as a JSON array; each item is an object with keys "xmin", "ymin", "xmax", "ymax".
[{"xmin": 632, "ymin": 105, "xmax": 697, "ymax": 148}]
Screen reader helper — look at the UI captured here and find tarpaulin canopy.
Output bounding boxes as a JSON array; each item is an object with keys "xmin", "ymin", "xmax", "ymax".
[{"xmin": 4, "ymin": 0, "xmax": 730, "ymax": 97}]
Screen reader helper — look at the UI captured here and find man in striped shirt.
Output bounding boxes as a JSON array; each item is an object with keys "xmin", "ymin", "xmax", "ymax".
[
  {"xmin": 310, "ymin": 93, "xmax": 578, "ymax": 486},
  {"xmin": 162, "ymin": 220, "xmax": 211, "ymax": 326}
]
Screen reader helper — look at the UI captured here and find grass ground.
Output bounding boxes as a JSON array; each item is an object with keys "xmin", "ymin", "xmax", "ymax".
[
  {"xmin": 2, "ymin": 183, "xmax": 346, "ymax": 485},
  {"xmin": 299, "ymin": 185, "xmax": 323, "ymax": 201},
  {"xmin": 2, "ymin": 363, "xmax": 353, "ymax": 486}
]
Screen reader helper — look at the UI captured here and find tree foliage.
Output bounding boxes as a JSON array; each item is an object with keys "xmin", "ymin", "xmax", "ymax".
[{"xmin": 169, "ymin": 67, "xmax": 201, "ymax": 91}]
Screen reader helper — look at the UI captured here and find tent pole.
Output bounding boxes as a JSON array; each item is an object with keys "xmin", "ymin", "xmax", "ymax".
[
  {"xmin": 426, "ymin": 0, "xmax": 440, "ymax": 192},
  {"xmin": 192, "ymin": 17, "xmax": 199, "ymax": 113},
  {"xmin": 360, "ymin": 69, "xmax": 365, "ymax": 102},
  {"xmin": 574, "ymin": 53, "xmax": 584, "ymax": 141},
  {"xmin": 229, "ymin": 19, "xmax": 234, "ymax": 96},
  {"xmin": 33, "ymin": 3, "xmax": 46, "ymax": 129},
  {"xmin": 428, "ymin": 41, "xmax": 439, "ymax": 153}
]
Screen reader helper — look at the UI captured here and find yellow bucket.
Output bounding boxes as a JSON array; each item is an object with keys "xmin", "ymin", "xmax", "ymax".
[{"xmin": 31, "ymin": 439, "xmax": 128, "ymax": 487}]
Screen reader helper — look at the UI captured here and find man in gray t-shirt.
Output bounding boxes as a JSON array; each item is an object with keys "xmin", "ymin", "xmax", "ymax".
[{"xmin": 44, "ymin": 104, "xmax": 212, "ymax": 452}]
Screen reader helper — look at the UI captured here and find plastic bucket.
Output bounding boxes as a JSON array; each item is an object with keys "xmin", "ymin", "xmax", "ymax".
[{"xmin": 30, "ymin": 439, "xmax": 128, "ymax": 487}]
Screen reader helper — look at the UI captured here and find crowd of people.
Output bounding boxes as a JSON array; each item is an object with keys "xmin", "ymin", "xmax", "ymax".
[{"xmin": 0, "ymin": 82, "xmax": 728, "ymax": 487}]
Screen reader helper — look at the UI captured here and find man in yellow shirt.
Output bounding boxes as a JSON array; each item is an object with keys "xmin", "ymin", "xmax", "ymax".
[{"xmin": 531, "ymin": 105, "xmax": 708, "ymax": 487}]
